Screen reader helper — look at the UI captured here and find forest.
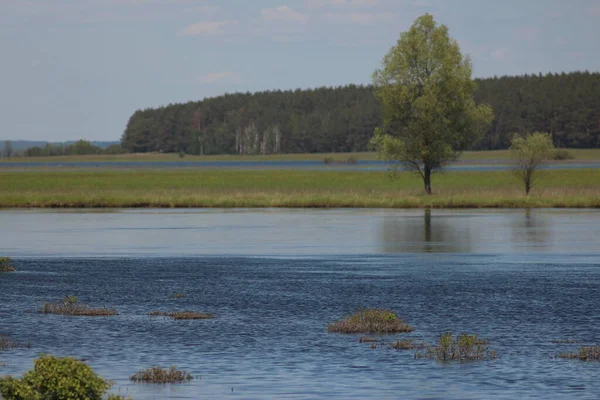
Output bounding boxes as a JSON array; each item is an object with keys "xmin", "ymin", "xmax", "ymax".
[
  {"xmin": 120, "ymin": 71, "xmax": 599, "ymax": 155},
  {"xmin": 12, "ymin": 71, "xmax": 599, "ymax": 158}
]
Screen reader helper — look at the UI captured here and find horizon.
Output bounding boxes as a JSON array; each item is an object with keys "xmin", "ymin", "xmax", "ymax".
[{"xmin": 2, "ymin": 0, "xmax": 599, "ymax": 142}]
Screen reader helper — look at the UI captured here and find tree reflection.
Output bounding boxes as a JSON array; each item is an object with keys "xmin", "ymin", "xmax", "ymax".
[
  {"xmin": 381, "ymin": 209, "xmax": 472, "ymax": 253},
  {"xmin": 511, "ymin": 209, "xmax": 550, "ymax": 247}
]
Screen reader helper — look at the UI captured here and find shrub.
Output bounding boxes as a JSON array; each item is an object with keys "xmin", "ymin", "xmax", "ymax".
[
  {"xmin": 553, "ymin": 149, "xmax": 575, "ymax": 160},
  {"xmin": 0, "ymin": 355, "xmax": 111, "ymax": 400},
  {"xmin": 0, "ymin": 257, "xmax": 15, "ymax": 272},
  {"xmin": 415, "ymin": 332, "xmax": 497, "ymax": 361},
  {"xmin": 328, "ymin": 309, "xmax": 414, "ymax": 334},
  {"xmin": 557, "ymin": 346, "xmax": 600, "ymax": 361},
  {"xmin": 130, "ymin": 366, "xmax": 193, "ymax": 384},
  {"xmin": 148, "ymin": 311, "xmax": 215, "ymax": 320},
  {"xmin": 40, "ymin": 296, "xmax": 118, "ymax": 316}
]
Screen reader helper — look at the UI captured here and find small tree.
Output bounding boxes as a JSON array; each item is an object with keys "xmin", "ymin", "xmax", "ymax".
[
  {"xmin": 371, "ymin": 14, "xmax": 493, "ymax": 194},
  {"xmin": 510, "ymin": 132, "xmax": 555, "ymax": 195}
]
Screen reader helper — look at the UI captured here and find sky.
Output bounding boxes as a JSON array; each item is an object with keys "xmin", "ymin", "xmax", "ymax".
[{"xmin": 1, "ymin": 0, "xmax": 599, "ymax": 142}]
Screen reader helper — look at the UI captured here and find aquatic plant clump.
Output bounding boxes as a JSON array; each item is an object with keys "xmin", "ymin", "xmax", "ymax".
[
  {"xmin": 148, "ymin": 311, "xmax": 215, "ymax": 320},
  {"xmin": 0, "ymin": 336, "xmax": 31, "ymax": 351},
  {"xmin": 328, "ymin": 309, "xmax": 414, "ymax": 334},
  {"xmin": 416, "ymin": 332, "xmax": 497, "ymax": 362},
  {"xmin": 40, "ymin": 296, "xmax": 118, "ymax": 317},
  {"xmin": 0, "ymin": 257, "xmax": 15, "ymax": 272},
  {"xmin": 558, "ymin": 346, "xmax": 600, "ymax": 361},
  {"xmin": 390, "ymin": 340, "xmax": 427, "ymax": 351},
  {"xmin": 130, "ymin": 366, "xmax": 193, "ymax": 384}
]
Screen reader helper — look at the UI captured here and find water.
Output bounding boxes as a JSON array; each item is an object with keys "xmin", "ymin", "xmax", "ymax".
[
  {"xmin": 1, "ymin": 209, "xmax": 600, "ymax": 399},
  {"xmin": 1, "ymin": 159, "xmax": 599, "ymax": 171}
]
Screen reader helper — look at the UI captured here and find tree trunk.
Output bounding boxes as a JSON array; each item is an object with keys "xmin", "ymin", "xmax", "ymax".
[{"xmin": 423, "ymin": 167, "xmax": 432, "ymax": 195}]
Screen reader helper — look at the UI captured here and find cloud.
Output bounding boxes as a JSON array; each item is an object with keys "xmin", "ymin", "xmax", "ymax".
[
  {"xmin": 491, "ymin": 48, "xmax": 510, "ymax": 61},
  {"xmin": 196, "ymin": 72, "xmax": 241, "ymax": 85},
  {"xmin": 261, "ymin": 5, "xmax": 308, "ymax": 23},
  {"xmin": 327, "ymin": 11, "xmax": 395, "ymax": 25},
  {"xmin": 179, "ymin": 20, "xmax": 235, "ymax": 36}
]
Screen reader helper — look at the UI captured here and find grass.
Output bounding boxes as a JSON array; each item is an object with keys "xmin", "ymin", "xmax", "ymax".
[
  {"xmin": 2, "ymin": 149, "xmax": 599, "ymax": 163},
  {"xmin": 130, "ymin": 366, "xmax": 193, "ymax": 384},
  {"xmin": 0, "ymin": 169, "xmax": 599, "ymax": 209},
  {"xmin": 415, "ymin": 332, "xmax": 497, "ymax": 362},
  {"xmin": 172, "ymin": 293, "xmax": 185, "ymax": 299},
  {"xmin": 328, "ymin": 309, "xmax": 414, "ymax": 334},
  {"xmin": 557, "ymin": 346, "xmax": 600, "ymax": 361},
  {"xmin": 40, "ymin": 296, "xmax": 118, "ymax": 317},
  {"xmin": 0, "ymin": 257, "xmax": 15, "ymax": 272},
  {"xmin": 148, "ymin": 311, "xmax": 215, "ymax": 320},
  {"xmin": 389, "ymin": 340, "xmax": 427, "ymax": 351}
]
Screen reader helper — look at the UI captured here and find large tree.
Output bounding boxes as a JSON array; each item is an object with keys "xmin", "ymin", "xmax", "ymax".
[{"xmin": 371, "ymin": 14, "xmax": 493, "ymax": 194}]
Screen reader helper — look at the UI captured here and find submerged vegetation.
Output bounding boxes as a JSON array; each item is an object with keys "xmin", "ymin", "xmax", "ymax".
[
  {"xmin": 557, "ymin": 346, "xmax": 600, "ymax": 361},
  {"xmin": 328, "ymin": 309, "xmax": 414, "ymax": 334},
  {"xmin": 0, "ymin": 355, "xmax": 120, "ymax": 400},
  {"xmin": 40, "ymin": 296, "xmax": 118, "ymax": 317},
  {"xmin": 1, "ymin": 169, "xmax": 598, "ymax": 209},
  {"xmin": 130, "ymin": 366, "xmax": 193, "ymax": 384},
  {"xmin": 0, "ymin": 336, "xmax": 30, "ymax": 351},
  {"xmin": 0, "ymin": 257, "xmax": 15, "ymax": 272},
  {"xmin": 148, "ymin": 311, "xmax": 215, "ymax": 320},
  {"xmin": 415, "ymin": 332, "xmax": 497, "ymax": 362}
]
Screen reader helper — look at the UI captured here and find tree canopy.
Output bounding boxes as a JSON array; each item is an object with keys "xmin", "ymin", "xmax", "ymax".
[
  {"xmin": 510, "ymin": 132, "xmax": 555, "ymax": 195},
  {"xmin": 371, "ymin": 14, "xmax": 493, "ymax": 194},
  {"xmin": 119, "ymin": 71, "xmax": 600, "ymax": 156}
]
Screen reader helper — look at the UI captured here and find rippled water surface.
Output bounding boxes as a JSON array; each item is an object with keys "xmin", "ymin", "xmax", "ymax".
[{"xmin": 1, "ymin": 209, "xmax": 600, "ymax": 399}]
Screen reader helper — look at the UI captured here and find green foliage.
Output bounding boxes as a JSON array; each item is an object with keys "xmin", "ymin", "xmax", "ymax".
[
  {"xmin": 40, "ymin": 296, "xmax": 118, "ymax": 316},
  {"xmin": 0, "ymin": 355, "xmax": 112, "ymax": 400},
  {"xmin": 558, "ymin": 346, "xmax": 600, "ymax": 361},
  {"xmin": 553, "ymin": 149, "xmax": 575, "ymax": 160},
  {"xmin": 118, "ymin": 71, "xmax": 600, "ymax": 157},
  {"xmin": 372, "ymin": 14, "xmax": 494, "ymax": 194},
  {"xmin": 510, "ymin": 132, "xmax": 555, "ymax": 194},
  {"xmin": 130, "ymin": 366, "xmax": 193, "ymax": 384},
  {"xmin": 24, "ymin": 140, "xmax": 124, "ymax": 158},
  {"xmin": 416, "ymin": 332, "xmax": 497, "ymax": 361},
  {"xmin": 328, "ymin": 309, "xmax": 414, "ymax": 334},
  {"xmin": 0, "ymin": 257, "xmax": 15, "ymax": 272}
]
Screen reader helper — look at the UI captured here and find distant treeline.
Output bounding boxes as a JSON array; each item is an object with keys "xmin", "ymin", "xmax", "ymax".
[
  {"xmin": 21, "ymin": 140, "xmax": 125, "ymax": 157},
  {"xmin": 121, "ymin": 71, "xmax": 600, "ymax": 155}
]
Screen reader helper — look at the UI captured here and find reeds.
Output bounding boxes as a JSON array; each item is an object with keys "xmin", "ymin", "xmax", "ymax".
[
  {"xmin": 328, "ymin": 309, "xmax": 414, "ymax": 334},
  {"xmin": 0, "ymin": 257, "xmax": 15, "ymax": 272},
  {"xmin": 557, "ymin": 346, "xmax": 600, "ymax": 361},
  {"xmin": 148, "ymin": 311, "xmax": 215, "ymax": 320},
  {"xmin": 130, "ymin": 366, "xmax": 193, "ymax": 384},
  {"xmin": 415, "ymin": 332, "xmax": 497, "ymax": 361},
  {"xmin": 40, "ymin": 296, "xmax": 118, "ymax": 317}
]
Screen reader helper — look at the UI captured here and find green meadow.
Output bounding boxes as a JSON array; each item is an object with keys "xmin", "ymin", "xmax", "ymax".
[{"xmin": 0, "ymin": 169, "xmax": 598, "ymax": 208}]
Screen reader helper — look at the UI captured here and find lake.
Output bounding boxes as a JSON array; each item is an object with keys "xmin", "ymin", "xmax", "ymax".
[{"xmin": 1, "ymin": 209, "xmax": 600, "ymax": 399}]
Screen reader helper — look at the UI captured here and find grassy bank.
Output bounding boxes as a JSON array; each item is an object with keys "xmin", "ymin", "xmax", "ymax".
[
  {"xmin": 0, "ymin": 169, "xmax": 598, "ymax": 208},
  {"xmin": 1, "ymin": 148, "xmax": 599, "ymax": 163}
]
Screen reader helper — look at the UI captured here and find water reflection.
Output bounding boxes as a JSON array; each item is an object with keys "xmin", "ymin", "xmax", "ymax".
[
  {"xmin": 510, "ymin": 209, "xmax": 551, "ymax": 247},
  {"xmin": 381, "ymin": 209, "xmax": 473, "ymax": 253}
]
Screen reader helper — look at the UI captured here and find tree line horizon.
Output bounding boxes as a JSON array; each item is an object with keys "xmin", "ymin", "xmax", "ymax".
[{"xmin": 118, "ymin": 70, "xmax": 599, "ymax": 156}]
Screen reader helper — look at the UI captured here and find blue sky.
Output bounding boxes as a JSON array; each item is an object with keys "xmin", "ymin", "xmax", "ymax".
[{"xmin": 1, "ymin": 0, "xmax": 599, "ymax": 142}]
